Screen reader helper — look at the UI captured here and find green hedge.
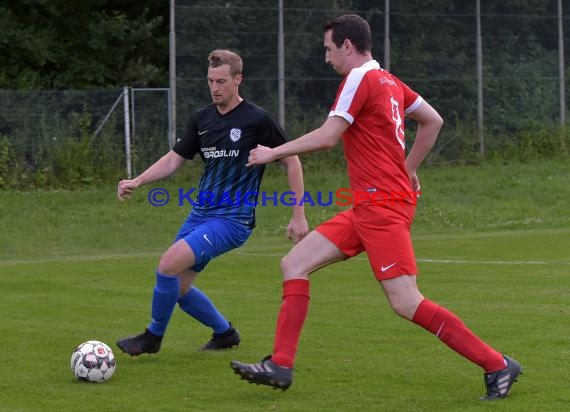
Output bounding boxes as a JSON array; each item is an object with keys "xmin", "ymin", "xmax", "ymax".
[{"xmin": 2, "ymin": 120, "xmax": 568, "ymax": 190}]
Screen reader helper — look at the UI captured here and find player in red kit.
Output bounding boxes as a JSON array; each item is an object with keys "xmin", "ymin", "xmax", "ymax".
[{"xmin": 230, "ymin": 14, "xmax": 521, "ymax": 400}]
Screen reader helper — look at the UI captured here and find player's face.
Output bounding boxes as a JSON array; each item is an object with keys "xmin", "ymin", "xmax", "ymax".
[
  {"xmin": 207, "ymin": 64, "xmax": 242, "ymax": 107},
  {"xmin": 324, "ymin": 30, "xmax": 347, "ymax": 75}
]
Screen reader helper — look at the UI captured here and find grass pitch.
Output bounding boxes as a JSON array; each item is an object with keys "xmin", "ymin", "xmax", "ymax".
[{"xmin": 0, "ymin": 160, "xmax": 569, "ymax": 411}]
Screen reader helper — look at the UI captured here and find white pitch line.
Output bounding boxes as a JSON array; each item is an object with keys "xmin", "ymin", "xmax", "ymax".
[
  {"xmin": 0, "ymin": 252, "xmax": 161, "ymax": 266},
  {"xmin": 230, "ymin": 252, "xmax": 567, "ymax": 265},
  {"xmin": 416, "ymin": 258, "xmax": 550, "ymax": 265},
  {"xmin": 0, "ymin": 250, "xmax": 568, "ymax": 267}
]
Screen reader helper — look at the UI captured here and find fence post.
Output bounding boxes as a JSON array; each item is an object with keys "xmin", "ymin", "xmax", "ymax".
[
  {"xmin": 123, "ymin": 86, "xmax": 132, "ymax": 179},
  {"xmin": 558, "ymin": 0, "xmax": 566, "ymax": 128},
  {"xmin": 476, "ymin": 0, "xmax": 484, "ymax": 156},
  {"xmin": 169, "ymin": 0, "xmax": 177, "ymax": 147},
  {"xmin": 277, "ymin": 0, "xmax": 285, "ymax": 127},
  {"xmin": 384, "ymin": 0, "xmax": 390, "ymax": 71},
  {"xmin": 558, "ymin": 0, "xmax": 567, "ymax": 151}
]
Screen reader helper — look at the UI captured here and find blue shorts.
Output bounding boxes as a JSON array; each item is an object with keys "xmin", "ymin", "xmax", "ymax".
[{"xmin": 174, "ymin": 214, "xmax": 252, "ymax": 272}]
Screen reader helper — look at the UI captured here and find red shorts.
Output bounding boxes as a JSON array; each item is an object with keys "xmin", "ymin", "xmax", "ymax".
[{"xmin": 315, "ymin": 201, "xmax": 417, "ymax": 280}]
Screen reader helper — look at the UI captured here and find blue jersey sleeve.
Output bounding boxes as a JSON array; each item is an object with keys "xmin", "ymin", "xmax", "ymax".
[
  {"xmin": 173, "ymin": 111, "xmax": 201, "ymax": 159},
  {"xmin": 262, "ymin": 116, "xmax": 289, "ymax": 148}
]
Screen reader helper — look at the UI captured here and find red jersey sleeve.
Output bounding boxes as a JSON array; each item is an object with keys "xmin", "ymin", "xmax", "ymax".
[
  {"xmin": 329, "ymin": 61, "xmax": 380, "ymax": 125},
  {"xmin": 392, "ymin": 75, "xmax": 423, "ymax": 114}
]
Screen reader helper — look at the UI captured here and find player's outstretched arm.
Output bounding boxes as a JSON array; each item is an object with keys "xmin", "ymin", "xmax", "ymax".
[
  {"xmin": 247, "ymin": 116, "xmax": 349, "ymax": 166},
  {"xmin": 117, "ymin": 150, "xmax": 186, "ymax": 201}
]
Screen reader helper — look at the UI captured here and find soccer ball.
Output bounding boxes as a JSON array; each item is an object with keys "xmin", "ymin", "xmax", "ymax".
[{"xmin": 71, "ymin": 340, "xmax": 116, "ymax": 383}]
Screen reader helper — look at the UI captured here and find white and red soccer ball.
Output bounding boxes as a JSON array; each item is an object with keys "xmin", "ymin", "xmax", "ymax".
[{"xmin": 70, "ymin": 340, "xmax": 116, "ymax": 383}]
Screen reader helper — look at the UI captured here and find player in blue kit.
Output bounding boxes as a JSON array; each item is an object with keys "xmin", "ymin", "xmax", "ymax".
[{"xmin": 116, "ymin": 49, "xmax": 309, "ymax": 356}]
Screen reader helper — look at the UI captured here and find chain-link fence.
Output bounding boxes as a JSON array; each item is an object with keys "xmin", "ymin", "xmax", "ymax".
[
  {"xmin": 2, "ymin": 2, "xmax": 569, "ymax": 189},
  {"xmin": 174, "ymin": 1, "xmax": 569, "ymax": 164},
  {"xmin": 130, "ymin": 88, "xmax": 171, "ymax": 177},
  {"xmin": 0, "ymin": 88, "xmax": 170, "ymax": 188}
]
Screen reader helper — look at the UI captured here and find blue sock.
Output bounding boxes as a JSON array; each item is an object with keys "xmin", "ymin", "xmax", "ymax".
[
  {"xmin": 148, "ymin": 271, "xmax": 180, "ymax": 336},
  {"xmin": 177, "ymin": 286, "xmax": 230, "ymax": 334}
]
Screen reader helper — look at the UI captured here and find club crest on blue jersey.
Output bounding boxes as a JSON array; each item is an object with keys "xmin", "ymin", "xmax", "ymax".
[{"xmin": 229, "ymin": 128, "xmax": 242, "ymax": 142}]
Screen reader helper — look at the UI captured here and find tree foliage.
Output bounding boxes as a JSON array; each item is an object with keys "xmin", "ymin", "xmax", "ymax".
[
  {"xmin": 1, "ymin": 0, "xmax": 568, "ymax": 173},
  {"xmin": 0, "ymin": 0, "xmax": 168, "ymax": 89}
]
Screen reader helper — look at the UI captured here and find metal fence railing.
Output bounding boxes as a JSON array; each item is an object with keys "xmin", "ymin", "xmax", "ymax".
[
  {"xmin": 174, "ymin": 2, "xmax": 569, "ymax": 162},
  {"xmin": 0, "ymin": 88, "xmax": 170, "ymax": 188}
]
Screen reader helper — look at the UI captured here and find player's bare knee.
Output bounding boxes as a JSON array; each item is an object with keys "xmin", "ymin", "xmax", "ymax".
[
  {"xmin": 388, "ymin": 299, "xmax": 417, "ymax": 320},
  {"xmin": 157, "ymin": 256, "xmax": 178, "ymax": 275},
  {"xmin": 280, "ymin": 255, "xmax": 309, "ymax": 280},
  {"xmin": 280, "ymin": 254, "xmax": 294, "ymax": 275}
]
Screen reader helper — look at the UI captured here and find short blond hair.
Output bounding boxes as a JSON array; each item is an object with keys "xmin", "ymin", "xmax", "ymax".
[{"xmin": 208, "ymin": 49, "xmax": 243, "ymax": 77}]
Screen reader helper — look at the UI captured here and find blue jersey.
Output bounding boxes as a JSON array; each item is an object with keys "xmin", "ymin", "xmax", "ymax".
[{"xmin": 173, "ymin": 100, "xmax": 289, "ymax": 228}]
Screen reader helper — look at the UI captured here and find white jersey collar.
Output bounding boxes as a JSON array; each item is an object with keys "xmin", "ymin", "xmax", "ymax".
[{"xmin": 360, "ymin": 60, "xmax": 381, "ymax": 70}]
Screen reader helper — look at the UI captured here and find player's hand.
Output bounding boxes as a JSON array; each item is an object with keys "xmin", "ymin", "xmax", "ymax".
[
  {"xmin": 117, "ymin": 179, "xmax": 138, "ymax": 201},
  {"xmin": 407, "ymin": 171, "xmax": 421, "ymax": 196},
  {"xmin": 286, "ymin": 215, "xmax": 309, "ymax": 244},
  {"xmin": 247, "ymin": 145, "xmax": 275, "ymax": 167}
]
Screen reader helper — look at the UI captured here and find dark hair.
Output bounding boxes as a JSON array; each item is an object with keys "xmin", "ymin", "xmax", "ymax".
[
  {"xmin": 208, "ymin": 49, "xmax": 243, "ymax": 76},
  {"xmin": 323, "ymin": 14, "xmax": 371, "ymax": 54}
]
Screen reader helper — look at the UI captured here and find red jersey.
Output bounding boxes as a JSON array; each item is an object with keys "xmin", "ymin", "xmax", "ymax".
[{"xmin": 329, "ymin": 60, "xmax": 423, "ymax": 204}]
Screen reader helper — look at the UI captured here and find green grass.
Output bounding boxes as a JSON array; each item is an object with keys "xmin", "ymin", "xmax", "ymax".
[{"xmin": 0, "ymin": 160, "xmax": 569, "ymax": 411}]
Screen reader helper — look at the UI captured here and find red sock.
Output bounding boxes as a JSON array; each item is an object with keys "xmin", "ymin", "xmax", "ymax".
[
  {"xmin": 271, "ymin": 279, "xmax": 310, "ymax": 368},
  {"xmin": 412, "ymin": 299, "xmax": 505, "ymax": 373}
]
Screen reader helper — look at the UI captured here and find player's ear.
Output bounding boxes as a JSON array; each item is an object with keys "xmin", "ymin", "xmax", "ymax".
[
  {"xmin": 234, "ymin": 74, "xmax": 243, "ymax": 87},
  {"xmin": 344, "ymin": 39, "xmax": 352, "ymax": 54}
]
